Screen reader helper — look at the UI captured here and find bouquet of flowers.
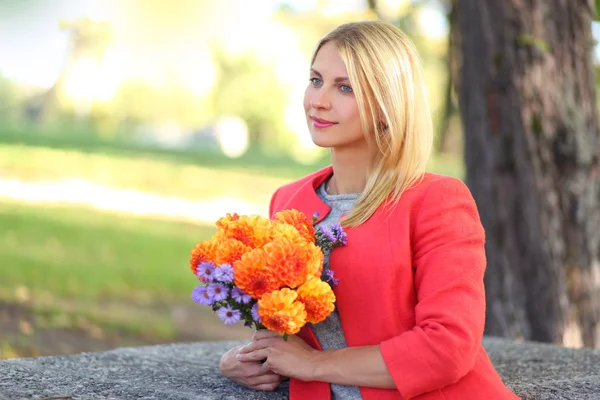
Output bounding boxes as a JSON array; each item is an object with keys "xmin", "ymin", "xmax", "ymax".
[{"xmin": 188, "ymin": 209, "xmax": 346, "ymax": 338}]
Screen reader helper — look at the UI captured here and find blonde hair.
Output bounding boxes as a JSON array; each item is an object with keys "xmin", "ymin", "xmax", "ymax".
[{"xmin": 311, "ymin": 20, "xmax": 433, "ymax": 227}]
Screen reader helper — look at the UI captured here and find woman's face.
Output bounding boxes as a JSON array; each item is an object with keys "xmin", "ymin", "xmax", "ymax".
[{"xmin": 303, "ymin": 41, "xmax": 366, "ymax": 151}]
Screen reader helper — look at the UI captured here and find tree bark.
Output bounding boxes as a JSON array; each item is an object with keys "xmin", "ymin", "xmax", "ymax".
[{"xmin": 455, "ymin": 0, "xmax": 600, "ymax": 347}]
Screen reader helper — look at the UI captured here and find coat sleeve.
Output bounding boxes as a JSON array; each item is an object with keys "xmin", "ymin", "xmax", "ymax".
[
  {"xmin": 268, "ymin": 187, "xmax": 282, "ymax": 219},
  {"xmin": 379, "ymin": 176, "xmax": 487, "ymax": 399}
]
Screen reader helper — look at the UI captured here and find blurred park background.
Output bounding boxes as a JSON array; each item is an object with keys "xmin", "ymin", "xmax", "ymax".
[{"xmin": 1, "ymin": 0, "xmax": 599, "ymax": 359}]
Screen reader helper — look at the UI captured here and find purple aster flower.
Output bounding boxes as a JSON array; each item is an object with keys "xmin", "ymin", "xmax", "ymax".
[
  {"xmin": 191, "ymin": 285, "xmax": 213, "ymax": 305},
  {"xmin": 217, "ymin": 306, "xmax": 241, "ymax": 325},
  {"xmin": 214, "ymin": 264, "xmax": 234, "ymax": 283},
  {"xmin": 196, "ymin": 261, "xmax": 216, "ymax": 282},
  {"xmin": 330, "ymin": 223, "xmax": 348, "ymax": 246},
  {"xmin": 207, "ymin": 283, "xmax": 229, "ymax": 302},
  {"xmin": 319, "ymin": 226, "xmax": 336, "ymax": 243},
  {"xmin": 312, "ymin": 211, "xmax": 320, "ymax": 222},
  {"xmin": 325, "ymin": 269, "xmax": 340, "ymax": 286},
  {"xmin": 251, "ymin": 303, "xmax": 261, "ymax": 324},
  {"xmin": 231, "ymin": 287, "xmax": 252, "ymax": 304}
]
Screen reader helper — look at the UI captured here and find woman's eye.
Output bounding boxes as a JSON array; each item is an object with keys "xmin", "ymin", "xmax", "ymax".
[
  {"xmin": 309, "ymin": 77, "xmax": 322, "ymax": 86},
  {"xmin": 340, "ymin": 85, "xmax": 353, "ymax": 93}
]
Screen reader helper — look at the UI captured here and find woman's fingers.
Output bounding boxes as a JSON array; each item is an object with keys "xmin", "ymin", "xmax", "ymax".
[
  {"xmin": 253, "ymin": 329, "xmax": 281, "ymax": 340},
  {"xmin": 238, "ymin": 338, "xmax": 280, "ymax": 355},
  {"xmin": 250, "ymin": 382, "xmax": 281, "ymax": 392},
  {"xmin": 237, "ymin": 343, "xmax": 257, "ymax": 355},
  {"xmin": 237, "ymin": 348, "xmax": 269, "ymax": 362},
  {"xmin": 248, "ymin": 372, "xmax": 283, "ymax": 385}
]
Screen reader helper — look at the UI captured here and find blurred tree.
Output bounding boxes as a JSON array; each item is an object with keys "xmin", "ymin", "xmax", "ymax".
[
  {"xmin": 456, "ymin": 0, "xmax": 600, "ymax": 347},
  {"xmin": 19, "ymin": 18, "xmax": 112, "ymax": 128},
  {"xmin": 209, "ymin": 49, "xmax": 289, "ymax": 150},
  {"xmin": 0, "ymin": 73, "xmax": 21, "ymax": 124},
  {"xmin": 436, "ymin": 0, "xmax": 457, "ymax": 153}
]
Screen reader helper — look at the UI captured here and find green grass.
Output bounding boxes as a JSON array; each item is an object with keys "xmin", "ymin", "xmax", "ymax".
[
  {"xmin": 0, "ymin": 200, "xmax": 213, "ymax": 303},
  {"xmin": 0, "ymin": 128, "xmax": 330, "ymax": 180},
  {"xmin": 0, "ymin": 200, "xmax": 225, "ymax": 358},
  {"xmin": 0, "ymin": 144, "xmax": 291, "ymax": 205},
  {"xmin": 0, "ymin": 139, "xmax": 464, "ymax": 207}
]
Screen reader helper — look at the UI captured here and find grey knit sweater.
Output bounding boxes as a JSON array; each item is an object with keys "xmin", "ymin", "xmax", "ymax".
[{"xmin": 311, "ymin": 180, "xmax": 363, "ymax": 400}]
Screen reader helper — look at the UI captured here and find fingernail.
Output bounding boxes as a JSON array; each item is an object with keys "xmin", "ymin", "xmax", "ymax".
[{"xmin": 236, "ymin": 354, "xmax": 242, "ymax": 359}]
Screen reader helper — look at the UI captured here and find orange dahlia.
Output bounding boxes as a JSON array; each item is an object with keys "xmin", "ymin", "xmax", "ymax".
[
  {"xmin": 270, "ymin": 222, "xmax": 306, "ymax": 244},
  {"xmin": 263, "ymin": 237, "xmax": 312, "ymax": 289},
  {"xmin": 273, "ymin": 209, "xmax": 315, "ymax": 244},
  {"xmin": 215, "ymin": 213, "xmax": 240, "ymax": 230},
  {"xmin": 218, "ymin": 215, "xmax": 272, "ymax": 248},
  {"xmin": 296, "ymin": 277, "xmax": 336, "ymax": 324},
  {"xmin": 305, "ymin": 242, "xmax": 324, "ymax": 280},
  {"xmin": 214, "ymin": 238, "xmax": 252, "ymax": 266},
  {"xmin": 233, "ymin": 248, "xmax": 280, "ymax": 299},
  {"xmin": 189, "ymin": 239, "xmax": 218, "ymax": 275},
  {"xmin": 258, "ymin": 288, "xmax": 307, "ymax": 335}
]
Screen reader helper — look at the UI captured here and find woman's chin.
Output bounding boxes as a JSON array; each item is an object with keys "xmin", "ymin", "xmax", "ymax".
[{"xmin": 309, "ymin": 133, "xmax": 337, "ymax": 149}]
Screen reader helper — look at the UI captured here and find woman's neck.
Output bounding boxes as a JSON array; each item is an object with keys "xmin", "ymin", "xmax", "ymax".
[{"xmin": 328, "ymin": 148, "xmax": 373, "ymax": 195}]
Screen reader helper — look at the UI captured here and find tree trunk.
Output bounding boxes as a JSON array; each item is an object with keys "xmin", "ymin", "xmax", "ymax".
[
  {"xmin": 455, "ymin": 0, "xmax": 600, "ymax": 347},
  {"xmin": 437, "ymin": 0, "xmax": 458, "ymax": 153}
]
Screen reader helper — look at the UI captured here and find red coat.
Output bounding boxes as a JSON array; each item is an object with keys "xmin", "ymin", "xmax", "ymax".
[{"xmin": 269, "ymin": 166, "xmax": 519, "ymax": 400}]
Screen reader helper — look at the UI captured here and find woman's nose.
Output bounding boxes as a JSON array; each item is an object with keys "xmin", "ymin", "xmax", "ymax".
[{"xmin": 310, "ymin": 92, "xmax": 331, "ymax": 110}]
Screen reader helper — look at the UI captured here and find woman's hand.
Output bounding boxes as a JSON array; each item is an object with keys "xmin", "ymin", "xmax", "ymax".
[
  {"xmin": 236, "ymin": 330, "xmax": 320, "ymax": 381},
  {"xmin": 220, "ymin": 344, "xmax": 286, "ymax": 391}
]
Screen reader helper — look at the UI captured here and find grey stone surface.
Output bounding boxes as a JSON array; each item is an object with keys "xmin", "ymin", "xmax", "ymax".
[{"xmin": 0, "ymin": 337, "xmax": 598, "ymax": 399}]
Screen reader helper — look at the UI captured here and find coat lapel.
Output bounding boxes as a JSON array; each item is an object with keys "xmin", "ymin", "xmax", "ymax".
[{"xmin": 278, "ymin": 166, "xmax": 333, "ymax": 225}]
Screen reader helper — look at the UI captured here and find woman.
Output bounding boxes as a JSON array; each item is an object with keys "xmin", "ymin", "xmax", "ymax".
[{"xmin": 219, "ymin": 20, "xmax": 519, "ymax": 400}]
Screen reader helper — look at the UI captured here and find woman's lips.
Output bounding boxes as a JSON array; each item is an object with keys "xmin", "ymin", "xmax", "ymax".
[{"xmin": 311, "ymin": 116, "xmax": 337, "ymax": 128}]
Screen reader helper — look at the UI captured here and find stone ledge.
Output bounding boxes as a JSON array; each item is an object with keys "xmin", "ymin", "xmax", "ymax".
[{"xmin": 0, "ymin": 337, "xmax": 598, "ymax": 399}]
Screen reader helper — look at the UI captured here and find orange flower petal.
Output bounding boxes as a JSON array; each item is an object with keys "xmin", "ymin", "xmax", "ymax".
[
  {"xmin": 215, "ymin": 238, "xmax": 252, "ymax": 266},
  {"xmin": 270, "ymin": 222, "xmax": 305, "ymax": 244},
  {"xmin": 233, "ymin": 248, "xmax": 280, "ymax": 299},
  {"xmin": 263, "ymin": 238, "xmax": 312, "ymax": 289},
  {"xmin": 306, "ymin": 242, "xmax": 324, "ymax": 280},
  {"xmin": 274, "ymin": 209, "xmax": 315, "ymax": 244},
  {"xmin": 296, "ymin": 277, "xmax": 336, "ymax": 324},
  {"xmin": 258, "ymin": 288, "xmax": 307, "ymax": 335},
  {"xmin": 218, "ymin": 215, "xmax": 273, "ymax": 248},
  {"xmin": 215, "ymin": 213, "xmax": 240, "ymax": 230},
  {"xmin": 189, "ymin": 239, "xmax": 218, "ymax": 275}
]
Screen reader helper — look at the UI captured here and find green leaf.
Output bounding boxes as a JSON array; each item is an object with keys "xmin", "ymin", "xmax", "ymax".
[{"xmin": 517, "ymin": 34, "xmax": 550, "ymax": 53}]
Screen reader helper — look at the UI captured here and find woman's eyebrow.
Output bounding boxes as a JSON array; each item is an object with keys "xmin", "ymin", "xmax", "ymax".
[{"xmin": 310, "ymin": 68, "xmax": 349, "ymax": 82}]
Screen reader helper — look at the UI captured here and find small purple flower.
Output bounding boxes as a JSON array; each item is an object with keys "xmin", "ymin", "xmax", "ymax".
[
  {"xmin": 191, "ymin": 285, "xmax": 213, "ymax": 305},
  {"xmin": 319, "ymin": 226, "xmax": 336, "ymax": 243},
  {"xmin": 207, "ymin": 283, "xmax": 229, "ymax": 302},
  {"xmin": 218, "ymin": 306, "xmax": 241, "ymax": 325},
  {"xmin": 231, "ymin": 287, "xmax": 252, "ymax": 304},
  {"xmin": 312, "ymin": 212, "xmax": 320, "ymax": 221},
  {"xmin": 251, "ymin": 303, "xmax": 261, "ymax": 323},
  {"xmin": 330, "ymin": 223, "xmax": 348, "ymax": 246},
  {"xmin": 196, "ymin": 261, "xmax": 216, "ymax": 282},
  {"xmin": 325, "ymin": 269, "xmax": 340, "ymax": 286},
  {"xmin": 214, "ymin": 264, "xmax": 234, "ymax": 283}
]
